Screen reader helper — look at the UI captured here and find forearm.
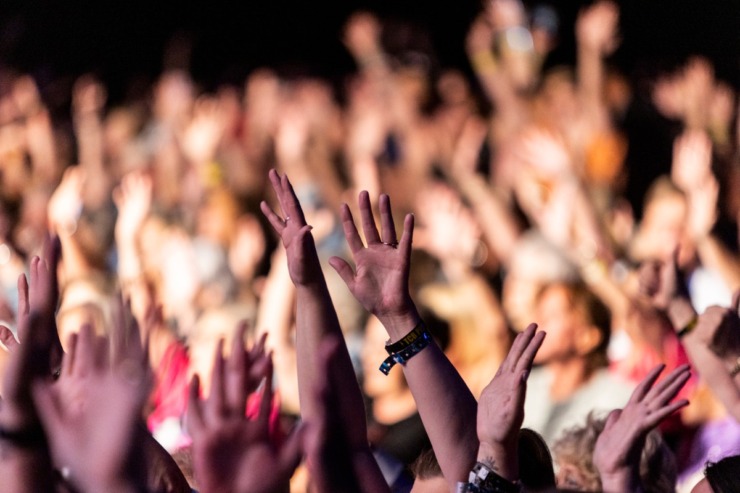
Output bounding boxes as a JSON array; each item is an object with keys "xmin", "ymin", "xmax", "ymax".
[
  {"xmin": 380, "ymin": 306, "xmax": 479, "ymax": 487},
  {"xmin": 295, "ymin": 278, "xmax": 368, "ymax": 447},
  {"xmin": 457, "ymin": 174, "xmax": 520, "ymax": 266},
  {"xmin": 256, "ymin": 258, "xmax": 300, "ymax": 413},
  {"xmin": 684, "ymin": 341, "xmax": 740, "ymax": 421},
  {"xmin": 74, "ymin": 114, "xmax": 105, "ymax": 172},
  {"xmin": 577, "ymin": 45, "xmax": 607, "ymax": 122}
]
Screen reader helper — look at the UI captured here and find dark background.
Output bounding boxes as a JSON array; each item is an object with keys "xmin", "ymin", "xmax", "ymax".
[{"xmin": 0, "ymin": 0, "xmax": 737, "ymax": 100}]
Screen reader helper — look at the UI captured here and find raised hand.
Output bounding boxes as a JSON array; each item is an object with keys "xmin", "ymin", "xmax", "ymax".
[
  {"xmin": 47, "ymin": 167, "xmax": 85, "ymax": 236},
  {"xmin": 476, "ymin": 324, "xmax": 545, "ymax": 482},
  {"xmin": 187, "ymin": 325, "xmax": 303, "ymax": 493},
  {"xmin": 576, "ymin": 1, "xmax": 620, "ymax": 55},
  {"xmin": 260, "ymin": 169, "xmax": 320, "ymax": 286},
  {"xmin": 593, "ymin": 364, "xmax": 690, "ymax": 492},
  {"xmin": 671, "ymin": 130, "xmax": 713, "ymax": 193},
  {"xmin": 688, "ymin": 294, "xmax": 740, "ymax": 362},
  {"xmin": 328, "ymin": 192, "xmax": 417, "ymax": 334},
  {"xmin": 72, "ymin": 75, "xmax": 107, "ymax": 117},
  {"xmin": 343, "ymin": 11, "xmax": 382, "ymax": 59},
  {"xmin": 414, "ymin": 183, "xmax": 482, "ymax": 266},
  {"xmin": 31, "ymin": 322, "xmax": 151, "ymax": 493},
  {"xmin": 114, "ymin": 171, "xmax": 153, "ymax": 245},
  {"xmin": 0, "ymin": 239, "xmax": 64, "ymax": 373}
]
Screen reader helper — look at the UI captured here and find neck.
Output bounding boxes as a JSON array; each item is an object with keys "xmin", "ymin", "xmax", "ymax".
[{"xmin": 547, "ymin": 358, "xmax": 598, "ymax": 402}]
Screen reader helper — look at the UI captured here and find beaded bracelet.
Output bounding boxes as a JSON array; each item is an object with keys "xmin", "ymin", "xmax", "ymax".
[{"xmin": 379, "ymin": 322, "xmax": 431, "ymax": 375}]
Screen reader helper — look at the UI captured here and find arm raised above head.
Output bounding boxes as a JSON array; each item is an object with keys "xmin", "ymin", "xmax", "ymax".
[
  {"xmin": 329, "ymin": 190, "xmax": 479, "ymax": 489},
  {"xmin": 261, "ymin": 170, "xmax": 388, "ymax": 493}
]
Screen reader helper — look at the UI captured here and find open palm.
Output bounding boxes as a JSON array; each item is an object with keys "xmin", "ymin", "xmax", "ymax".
[{"xmin": 328, "ymin": 192, "xmax": 415, "ymax": 321}]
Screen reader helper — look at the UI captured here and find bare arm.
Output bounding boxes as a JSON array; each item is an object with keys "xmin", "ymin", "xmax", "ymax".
[
  {"xmin": 329, "ymin": 192, "xmax": 478, "ymax": 489},
  {"xmin": 261, "ymin": 170, "xmax": 389, "ymax": 493},
  {"xmin": 254, "ymin": 249, "xmax": 300, "ymax": 415},
  {"xmin": 575, "ymin": 1, "xmax": 619, "ymax": 129}
]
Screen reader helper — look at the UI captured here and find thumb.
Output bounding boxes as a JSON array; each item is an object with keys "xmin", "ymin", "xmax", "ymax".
[
  {"xmin": 0, "ymin": 326, "xmax": 19, "ymax": 353},
  {"xmin": 328, "ymin": 257, "xmax": 355, "ymax": 290}
]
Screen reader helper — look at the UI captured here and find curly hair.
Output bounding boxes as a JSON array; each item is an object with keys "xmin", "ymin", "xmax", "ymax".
[{"xmin": 552, "ymin": 412, "xmax": 677, "ymax": 493}]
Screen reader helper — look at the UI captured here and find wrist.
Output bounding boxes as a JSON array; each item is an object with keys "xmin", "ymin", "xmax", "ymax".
[
  {"xmin": 598, "ymin": 470, "xmax": 639, "ymax": 493},
  {"xmin": 476, "ymin": 440, "xmax": 518, "ymax": 483},
  {"xmin": 377, "ymin": 304, "xmax": 422, "ymax": 341}
]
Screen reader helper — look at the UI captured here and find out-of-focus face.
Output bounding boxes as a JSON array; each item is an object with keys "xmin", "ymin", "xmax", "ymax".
[
  {"xmin": 632, "ymin": 193, "xmax": 690, "ymax": 263},
  {"xmin": 533, "ymin": 285, "xmax": 582, "ymax": 365},
  {"xmin": 410, "ymin": 477, "xmax": 448, "ymax": 493}
]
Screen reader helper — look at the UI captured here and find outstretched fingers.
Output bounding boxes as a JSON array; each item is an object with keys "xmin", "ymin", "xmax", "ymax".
[
  {"xmin": 358, "ymin": 191, "xmax": 381, "ymax": 245},
  {"xmin": 398, "ymin": 213, "xmax": 414, "ymax": 263},
  {"xmin": 378, "ymin": 194, "xmax": 397, "ymax": 246},
  {"xmin": 502, "ymin": 323, "xmax": 537, "ymax": 372},
  {"xmin": 187, "ymin": 375, "xmax": 204, "ymax": 434},
  {"xmin": 628, "ymin": 363, "xmax": 665, "ymax": 405},
  {"xmin": 261, "ymin": 200, "xmax": 286, "ymax": 235},
  {"xmin": 644, "ymin": 364, "xmax": 691, "ymax": 406},
  {"xmin": 340, "ymin": 203, "xmax": 365, "ymax": 253},
  {"xmin": 515, "ymin": 328, "xmax": 545, "ymax": 375}
]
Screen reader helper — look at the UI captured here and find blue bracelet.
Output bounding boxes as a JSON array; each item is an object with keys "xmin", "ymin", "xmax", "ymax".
[{"xmin": 379, "ymin": 329, "xmax": 431, "ymax": 375}]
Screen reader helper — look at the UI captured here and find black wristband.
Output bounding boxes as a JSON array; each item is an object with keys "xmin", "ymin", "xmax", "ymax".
[
  {"xmin": 464, "ymin": 462, "xmax": 520, "ymax": 493},
  {"xmin": 385, "ymin": 322, "xmax": 426, "ymax": 355}
]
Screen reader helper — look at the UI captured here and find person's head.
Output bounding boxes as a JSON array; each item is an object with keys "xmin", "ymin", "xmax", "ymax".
[
  {"xmin": 519, "ymin": 428, "xmax": 556, "ymax": 492},
  {"xmin": 502, "ymin": 232, "xmax": 579, "ymax": 331},
  {"xmin": 553, "ymin": 413, "xmax": 677, "ymax": 493},
  {"xmin": 630, "ymin": 176, "xmax": 691, "ymax": 265},
  {"xmin": 533, "ymin": 281, "xmax": 610, "ymax": 370},
  {"xmin": 410, "ymin": 449, "xmax": 447, "ymax": 493},
  {"xmin": 691, "ymin": 455, "xmax": 740, "ymax": 493}
]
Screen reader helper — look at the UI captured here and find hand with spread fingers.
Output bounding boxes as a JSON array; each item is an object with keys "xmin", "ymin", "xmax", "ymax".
[
  {"xmin": 260, "ymin": 169, "xmax": 321, "ymax": 286},
  {"xmin": 31, "ymin": 322, "xmax": 152, "ymax": 493},
  {"xmin": 1, "ymin": 238, "xmax": 65, "ymax": 372},
  {"xmin": 187, "ymin": 325, "xmax": 303, "ymax": 493},
  {"xmin": 328, "ymin": 191, "xmax": 419, "ymax": 336},
  {"xmin": 329, "ymin": 188, "xmax": 479, "ymax": 488},
  {"xmin": 476, "ymin": 324, "xmax": 545, "ymax": 482},
  {"xmin": 593, "ymin": 364, "xmax": 690, "ymax": 492}
]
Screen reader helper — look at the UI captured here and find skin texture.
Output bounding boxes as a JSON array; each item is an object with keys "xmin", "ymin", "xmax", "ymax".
[
  {"xmin": 593, "ymin": 364, "xmax": 690, "ymax": 492},
  {"xmin": 329, "ymin": 189, "xmax": 480, "ymax": 489}
]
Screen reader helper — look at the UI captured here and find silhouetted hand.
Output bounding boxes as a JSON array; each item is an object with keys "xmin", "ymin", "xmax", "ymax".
[
  {"xmin": 187, "ymin": 325, "xmax": 303, "ymax": 493},
  {"xmin": 32, "ymin": 323, "xmax": 151, "ymax": 493}
]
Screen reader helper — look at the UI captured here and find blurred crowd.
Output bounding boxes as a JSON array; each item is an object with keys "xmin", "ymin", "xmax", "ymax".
[{"xmin": 0, "ymin": 1, "xmax": 739, "ymax": 492}]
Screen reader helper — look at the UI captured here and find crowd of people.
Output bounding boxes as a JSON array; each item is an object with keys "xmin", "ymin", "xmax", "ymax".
[{"xmin": 0, "ymin": 1, "xmax": 738, "ymax": 492}]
